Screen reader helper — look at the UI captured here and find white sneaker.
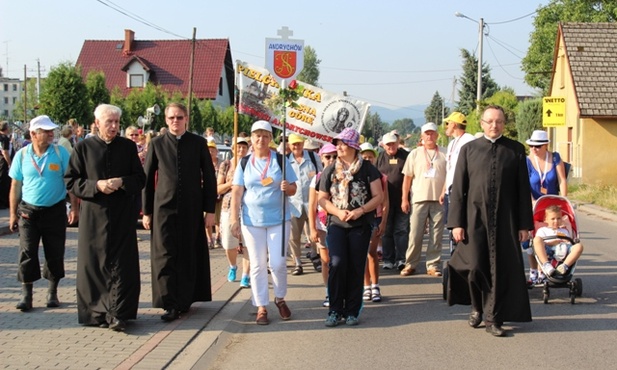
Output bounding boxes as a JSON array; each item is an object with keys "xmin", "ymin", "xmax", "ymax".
[
  {"xmin": 542, "ymin": 262, "xmax": 556, "ymax": 277},
  {"xmin": 556, "ymin": 264, "xmax": 569, "ymax": 275},
  {"xmin": 382, "ymin": 262, "xmax": 394, "ymax": 270}
]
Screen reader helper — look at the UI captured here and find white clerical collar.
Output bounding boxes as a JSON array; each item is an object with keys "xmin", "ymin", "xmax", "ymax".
[{"xmin": 484, "ymin": 134, "xmax": 502, "ymax": 143}]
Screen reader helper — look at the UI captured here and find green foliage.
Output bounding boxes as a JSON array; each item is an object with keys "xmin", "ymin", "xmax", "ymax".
[
  {"xmin": 516, "ymin": 98, "xmax": 543, "ymax": 143},
  {"xmin": 119, "ymin": 83, "xmax": 169, "ymax": 130},
  {"xmin": 522, "ymin": 0, "xmax": 617, "ymax": 92},
  {"xmin": 425, "ymin": 91, "xmax": 449, "ymax": 124},
  {"xmin": 361, "ymin": 111, "xmax": 388, "ymax": 145},
  {"xmin": 85, "ymin": 70, "xmax": 110, "ymax": 123},
  {"xmin": 39, "ymin": 62, "xmax": 90, "ymax": 125},
  {"xmin": 456, "ymin": 49, "xmax": 500, "ymax": 115},
  {"xmin": 297, "ymin": 45, "xmax": 321, "ymax": 87},
  {"xmin": 390, "ymin": 118, "xmax": 416, "ymax": 138}
]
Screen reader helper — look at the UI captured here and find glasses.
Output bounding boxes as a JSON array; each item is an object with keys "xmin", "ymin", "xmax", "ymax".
[
  {"xmin": 481, "ymin": 119, "xmax": 505, "ymax": 125},
  {"xmin": 323, "ymin": 155, "xmax": 337, "ymax": 160},
  {"xmin": 530, "ymin": 145, "xmax": 543, "ymax": 149},
  {"xmin": 166, "ymin": 116, "xmax": 185, "ymax": 121}
]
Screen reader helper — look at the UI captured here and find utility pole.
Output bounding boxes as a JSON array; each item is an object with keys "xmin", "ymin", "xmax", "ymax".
[
  {"xmin": 23, "ymin": 65, "xmax": 27, "ymax": 122},
  {"xmin": 37, "ymin": 59, "xmax": 41, "ymax": 102}
]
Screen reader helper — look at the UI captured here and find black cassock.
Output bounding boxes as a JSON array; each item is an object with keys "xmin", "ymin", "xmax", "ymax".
[
  {"xmin": 65, "ymin": 136, "xmax": 145, "ymax": 325},
  {"xmin": 142, "ymin": 131, "xmax": 216, "ymax": 311},
  {"xmin": 446, "ymin": 136, "xmax": 533, "ymax": 324}
]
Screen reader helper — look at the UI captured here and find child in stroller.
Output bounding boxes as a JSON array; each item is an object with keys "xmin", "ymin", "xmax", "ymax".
[
  {"xmin": 531, "ymin": 197, "xmax": 584, "ymax": 303},
  {"xmin": 533, "ymin": 204, "xmax": 584, "ymax": 277}
]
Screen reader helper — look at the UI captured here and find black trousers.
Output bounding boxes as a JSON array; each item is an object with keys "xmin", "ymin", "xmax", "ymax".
[{"xmin": 17, "ymin": 200, "xmax": 67, "ymax": 283}]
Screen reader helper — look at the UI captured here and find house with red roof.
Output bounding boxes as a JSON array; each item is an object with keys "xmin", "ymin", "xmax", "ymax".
[{"xmin": 76, "ymin": 29, "xmax": 234, "ymax": 107}]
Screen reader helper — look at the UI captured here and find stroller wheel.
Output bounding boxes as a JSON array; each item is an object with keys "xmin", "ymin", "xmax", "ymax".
[{"xmin": 575, "ymin": 278, "xmax": 583, "ymax": 297}]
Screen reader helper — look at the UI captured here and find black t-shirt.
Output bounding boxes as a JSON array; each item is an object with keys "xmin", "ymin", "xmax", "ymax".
[
  {"xmin": 376, "ymin": 147, "xmax": 409, "ymax": 205},
  {"xmin": 0, "ymin": 134, "xmax": 10, "ymax": 166},
  {"xmin": 319, "ymin": 160, "xmax": 381, "ymax": 228}
]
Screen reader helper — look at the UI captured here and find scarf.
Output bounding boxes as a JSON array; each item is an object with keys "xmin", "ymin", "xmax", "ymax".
[{"xmin": 330, "ymin": 154, "xmax": 363, "ymax": 210}]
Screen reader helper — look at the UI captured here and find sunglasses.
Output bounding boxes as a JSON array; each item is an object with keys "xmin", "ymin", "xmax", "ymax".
[
  {"xmin": 323, "ymin": 155, "xmax": 337, "ymax": 160},
  {"xmin": 529, "ymin": 145, "xmax": 543, "ymax": 149}
]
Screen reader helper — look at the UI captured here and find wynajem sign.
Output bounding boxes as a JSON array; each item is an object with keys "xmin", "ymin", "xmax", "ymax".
[{"xmin": 265, "ymin": 26, "xmax": 304, "ymax": 84}]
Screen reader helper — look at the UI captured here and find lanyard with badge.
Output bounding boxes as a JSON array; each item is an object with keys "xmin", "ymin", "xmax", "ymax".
[
  {"xmin": 253, "ymin": 151, "xmax": 273, "ymax": 186},
  {"xmin": 534, "ymin": 152, "xmax": 550, "ymax": 194},
  {"xmin": 30, "ymin": 152, "xmax": 49, "ymax": 177},
  {"xmin": 424, "ymin": 147, "xmax": 437, "ymax": 178}
]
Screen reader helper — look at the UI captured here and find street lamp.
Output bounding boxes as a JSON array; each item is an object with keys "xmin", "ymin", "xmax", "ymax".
[{"xmin": 455, "ymin": 12, "xmax": 485, "ymax": 112}]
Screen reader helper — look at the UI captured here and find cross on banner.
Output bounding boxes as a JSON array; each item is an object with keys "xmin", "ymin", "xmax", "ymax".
[{"xmin": 277, "ymin": 26, "xmax": 293, "ymax": 40}]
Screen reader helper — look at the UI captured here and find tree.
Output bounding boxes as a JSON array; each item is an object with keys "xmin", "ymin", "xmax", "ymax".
[
  {"xmin": 297, "ymin": 45, "xmax": 321, "ymax": 87},
  {"xmin": 85, "ymin": 70, "xmax": 110, "ymax": 122},
  {"xmin": 118, "ymin": 83, "xmax": 169, "ymax": 130},
  {"xmin": 425, "ymin": 91, "xmax": 449, "ymax": 124},
  {"xmin": 456, "ymin": 48, "xmax": 499, "ymax": 115},
  {"xmin": 390, "ymin": 118, "xmax": 415, "ymax": 137},
  {"xmin": 522, "ymin": 0, "xmax": 617, "ymax": 92},
  {"xmin": 39, "ymin": 62, "xmax": 90, "ymax": 125},
  {"xmin": 361, "ymin": 111, "xmax": 388, "ymax": 145},
  {"xmin": 516, "ymin": 98, "xmax": 543, "ymax": 144}
]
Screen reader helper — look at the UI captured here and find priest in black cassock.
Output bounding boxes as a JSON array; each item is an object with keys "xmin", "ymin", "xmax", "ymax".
[
  {"xmin": 65, "ymin": 104, "xmax": 145, "ymax": 331},
  {"xmin": 142, "ymin": 102, "xmax": 217, "ymax": 322},
  {"xmin": 446, "ymin": 105, "xmax": 533, "ymax": 337}
]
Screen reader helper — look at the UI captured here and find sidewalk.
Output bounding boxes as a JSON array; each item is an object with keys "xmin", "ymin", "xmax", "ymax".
[
  {"xmin": 0, "ymin": 202, "xmax": 615, "ymax": 370},
  {"xmin": 0, "ymin": 209, "xmax": 250, "ymax": 370}
]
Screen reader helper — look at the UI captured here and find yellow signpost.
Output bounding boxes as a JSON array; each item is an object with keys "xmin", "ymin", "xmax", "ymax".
[{"xmin": 542, "ymin": 97, "xmax": 566, "ymax": 127}]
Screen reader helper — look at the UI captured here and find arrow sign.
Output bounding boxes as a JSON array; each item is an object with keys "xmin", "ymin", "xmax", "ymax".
[
  {"xmin": 542, "ymin": 97, "xmax": 566, "ymax": 127},
  {"xmin": 546, "ymin": 109, "xmax": 552, "ymax": 117}
]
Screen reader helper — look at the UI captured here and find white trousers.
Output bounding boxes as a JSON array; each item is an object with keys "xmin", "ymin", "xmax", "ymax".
[{"xmin": 241, "ymin": 222, "xmax": 290, "ymax": 307}]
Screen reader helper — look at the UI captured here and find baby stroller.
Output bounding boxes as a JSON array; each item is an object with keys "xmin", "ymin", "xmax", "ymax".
[{"xmin": 532, "ymin": 195, "xmax": 583, "ymax": 304}]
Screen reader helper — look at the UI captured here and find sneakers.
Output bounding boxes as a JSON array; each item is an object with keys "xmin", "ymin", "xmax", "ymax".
[
  {"xmin": 541, "ymin": 262, "xmax": 556, "ymax": 277},
  {"xmin": 371, "ymin": 287, "xmax": 381, "ymax": 302},
  {"xmin": 346, "ymin": 315, "xmax": 359, "ymax": 326},
  {"xmin": 556, "ymin": 263, "xmax": 569, "ymax": 275},
  {"xmin": 325, "ymin": 312, "xmax": 341, "ymax": 327},
  {"xmin": 240, "ymin": 275, "xmax": 250, "ymax": 288},
  {"xmin": 528, "ymin": 269, "xmax": 539, "ymax": 284},
  {"xmin": 291, "ymin": 265, "xmax": 303, "ymax": 276},
  {"xmin": 227, "ymin": 266, "xmax": 237, "ymax": 282},
  {"xmin": 322, "ymin": 296, "xmax": 330, "ymax": 307},
  {"xmin": 396, "ymin": 261, "xmax": 406, "ymax": 271},
  {"xmin": 363, "ymin": 288, "xmax": 372, "ymax": 302},
  {"xmin": 382, "ymin": 262, "xmax": 394, "ymax": 270}
]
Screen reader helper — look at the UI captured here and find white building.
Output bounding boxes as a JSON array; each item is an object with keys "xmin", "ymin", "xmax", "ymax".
[{"xmin": 0, "ymin": 76, "xmax": 23, "ymax": 119}]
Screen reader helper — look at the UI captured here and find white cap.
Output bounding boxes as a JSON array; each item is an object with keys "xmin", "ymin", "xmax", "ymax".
[
  {"xmin": 382, "ymin": 132, "xmax": 398, "ymax": 145},
  {"xmin": 421, "ymin": 122, "xmax": 438, "ymax": 133},
  {"xmin": 251, "ymin": 120, "xmax": 272, "ymax": 133},
  {"xmin": 29, "ymin": 115, "xmax": 59, "ymax": 131}
]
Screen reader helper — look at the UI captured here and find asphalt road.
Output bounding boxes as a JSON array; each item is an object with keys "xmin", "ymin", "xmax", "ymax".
[{"xmin": 198, "ymin": 209, "xmax": 617, "ymax": 370}]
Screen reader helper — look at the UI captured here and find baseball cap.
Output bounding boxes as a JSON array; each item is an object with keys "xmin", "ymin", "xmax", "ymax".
[
  {"xmin": 304, "ymin": 139, "xmax": 320, "ymax": 150},
  {"xmin": 360, "ymin": 142, "xmax": 378, "ymax": 157},
  {"xmin": 235, "ymin": 136, "xmax": 249, "ymax": 145},
  {"xmin": 421, "ymin": 122, "xmax": 438, "ymax": 133},
  {"xmin": 29, "ymin": 115, "xmax": 59, "ymax": 131},
  {"xmin": 382, "ymin": 132, "xmax": 398, "ymax": 145},
  {"xmin": 251, "ymin": 120, "xmax": 272, "ymax": 133},
  {"xmin": 443, "ymin": 112, "xmax": 467, "ymax": 126},
  {"xmin": 288, "ymin": 133, "xmax": 304, "ymax": 145},
  {"xmin": 207, "ymin": 140, "xmax": 217, "ymax": 148}
]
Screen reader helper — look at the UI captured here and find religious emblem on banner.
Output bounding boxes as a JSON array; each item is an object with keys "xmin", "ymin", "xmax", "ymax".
[{"xmin": 265, "ymin": 26, "xmax": 304, "ymax": 85}]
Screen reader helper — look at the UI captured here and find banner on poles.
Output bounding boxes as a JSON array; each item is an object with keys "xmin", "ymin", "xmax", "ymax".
[{"xmin": 236, "ymin": 61, "xmax": 370, "ymax": 143}]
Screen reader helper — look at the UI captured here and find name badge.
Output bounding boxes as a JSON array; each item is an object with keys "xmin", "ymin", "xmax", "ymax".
[
  {"xmin": 424, "ymin": 167, "xmax": 436, "ymax": 178},
  {"xmin": 261, "ymin": 177, "xmax": 274, "ymax": 186},
  {"xmin": 540, "ymin": 187, "xmax": 547, "ymax": 194},
  {"xmin": 389, "ymin": 159, "xmax": 398, "ymax": 165}
]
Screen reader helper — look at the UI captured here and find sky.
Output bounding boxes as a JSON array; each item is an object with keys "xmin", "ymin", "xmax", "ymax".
[{"xmin": 2, "ymin": 0, "xmax": 550, "ymax": 117}]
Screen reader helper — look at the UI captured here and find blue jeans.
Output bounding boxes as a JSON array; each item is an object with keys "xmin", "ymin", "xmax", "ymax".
[
  {"xmin": 326, "ymin": 223, "xmax": 371, "ymax": 318},
  {"xmin": 381, "ymin": 205, "xmax": 410, "ymax": 264}
]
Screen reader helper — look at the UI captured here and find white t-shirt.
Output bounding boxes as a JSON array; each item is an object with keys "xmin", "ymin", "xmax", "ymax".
[{"xmin": 445, "ymin": 132, "xmax": 475, "ymax": 194}]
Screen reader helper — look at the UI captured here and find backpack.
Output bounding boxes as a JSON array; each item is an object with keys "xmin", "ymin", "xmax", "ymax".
[
  {"xmin": 240, "ymin": 151, "xmax": 284, "ymax": 172},
  {"xmin": 19, "ymin": 144, "xmax": 63, "ymax": 174}
]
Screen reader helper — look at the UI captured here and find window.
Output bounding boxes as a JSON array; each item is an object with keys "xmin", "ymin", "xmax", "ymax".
[
  {"xmin": 3, "ymin": 97, "xmax": 8, "ymax": 104},
  {"xmin": 13, "ymin": 97, "xmax": 17, "ymax": 104},
  {"xmin": 129, "ymin": 74, "xmax": 144, "ymax": 88},
  {"xmin": 218, "ymin": 77, "xmax": 223, "ymax": 96},
  {"xmin": 3, "ymin": 84, "xmax": 7, "ymax": 91},
  {"xmin": 12, "ymin": 84, "xmax": 17, "ymax": 91},
  {"xmin": 3, "ymin": 110, "xmax": 8, "ymax": 117}
]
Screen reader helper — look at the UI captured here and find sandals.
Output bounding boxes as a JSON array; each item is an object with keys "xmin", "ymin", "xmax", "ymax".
[
  {"xmin": 427, "ymin": 267, "xmax": 442, "ymax": 277},
  {"xmin": 274, "ymin": 298, "xmax": 291, "ymax": 320},
  {"xmin": 371, "ymin": 287, "xmax": 382, "ymax": 302},
  {"xmin": 363, "ymin": 288, "xmax": 372, "ymax": 301},
  {"xmin": 256, "ymin": 310, "xmax": 269, "ymax": 325}
]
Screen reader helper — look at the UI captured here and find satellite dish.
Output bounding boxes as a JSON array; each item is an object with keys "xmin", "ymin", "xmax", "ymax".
[
  {"xmin": 147, "ymin": 104, "xmax": 161, "ymax": 115},
  {"xmin": 137, "ymin": 116, "xmax": 147, "ymax": 127}
]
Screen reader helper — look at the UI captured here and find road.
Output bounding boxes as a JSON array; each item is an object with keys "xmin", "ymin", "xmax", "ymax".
[{"xmin": 200, "ymin": 210, "xmax": 617, "ymax": 370}]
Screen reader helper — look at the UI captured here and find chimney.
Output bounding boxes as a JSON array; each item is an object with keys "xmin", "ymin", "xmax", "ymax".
[{"xmin": 124, "ymin": 29, "xmax": 135, "ymax": 54}]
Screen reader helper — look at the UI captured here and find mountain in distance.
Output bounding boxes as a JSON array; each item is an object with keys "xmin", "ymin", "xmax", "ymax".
[{"xmin": 369, "ymin": 104, "xmax": 428, "ymax": 126}]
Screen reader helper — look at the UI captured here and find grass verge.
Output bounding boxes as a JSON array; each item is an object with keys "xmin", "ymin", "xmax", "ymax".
[{"xmin": 568, "ymin": 184, "xmax": 617, "ymax": 212}]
